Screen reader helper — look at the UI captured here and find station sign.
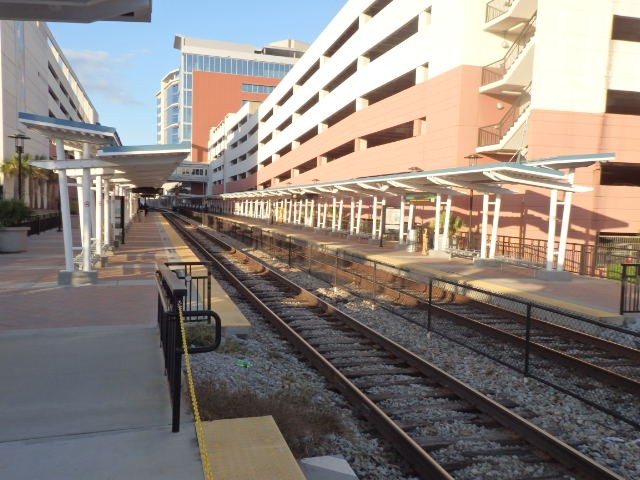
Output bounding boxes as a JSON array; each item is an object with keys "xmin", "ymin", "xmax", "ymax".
[{"xmin": 405, "ymin": 193, "xmax": 435, "ymax": 203}]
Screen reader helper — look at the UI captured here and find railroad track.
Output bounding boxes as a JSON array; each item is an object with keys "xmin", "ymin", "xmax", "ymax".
[
  {"xmin": 165, "ymin": 211, "xmax": 622, "ymax": 480},
  {"xmin": 204, "ymin": 218, "xmax": 640, "ymax": 428}
]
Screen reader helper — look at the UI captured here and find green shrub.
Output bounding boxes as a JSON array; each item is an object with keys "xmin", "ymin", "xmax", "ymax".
[{"xmin": 0, "ymin": 199, "xmax": 31, "ymax": 227}]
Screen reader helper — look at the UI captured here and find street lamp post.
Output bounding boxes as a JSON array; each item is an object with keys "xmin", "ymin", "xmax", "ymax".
[
  {"xmin": 464, "ymin": 154, "xmax": 482, "ymax": 249},
  {"xmin": 8, "ymin": 133, "xmax": 30, "ymax": 202}
]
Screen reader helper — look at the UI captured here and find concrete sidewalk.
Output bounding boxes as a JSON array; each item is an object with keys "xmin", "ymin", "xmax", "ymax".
[{"xmin": 0, "ymin": 213, "xmax": 203, "ymax": 479}]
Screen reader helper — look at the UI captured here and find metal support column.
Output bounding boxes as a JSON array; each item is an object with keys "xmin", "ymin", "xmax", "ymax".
[
  {"xmin": 442, "ymin": 196, "xmax": 452, "ymax": 250},
  {"xmin": 56, "ymin": 139, "xmax": 74, "ymax": 272},
  {"xmin": 557, "ymin": 174, "xmax": 575, "ymax": 271},
  {"xmin": 546, "ymin": 189, "xmax": 558, "ymax": 271},
  {"xmin": 81, "ymin": 167, "xmax": 92, "ymax": 271},
  {"xmin": 95, "ymin": 175, "xmax": 103, "ymax": 256},
  {"xmin": 371, "ymin": 196, "xmax": 378, "ymax": 239},
  {"xmin": 489, "ymin": 194, "xmax": 502, "ymax": 259},
  {"xmin": 480, "ymin": 193, "xmax": 489, "ymax": 259},
  {"xmin": 398, "ymin": 196, "xmax": 406, "ymax": 244},
  {"xmin": 434, "ymin": 194, "xmax": 441, "ymax": 252}
]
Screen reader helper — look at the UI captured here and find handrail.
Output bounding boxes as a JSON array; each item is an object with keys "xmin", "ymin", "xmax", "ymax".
[
  {"xmin": 485, "ymin": 0, "xmax": 510, "ymax": 23},
  {"xmin": 482, "ymin": 12, "xmax": 537, "ymax": 86},
  {"xmin": 478, "ymin": 91, "xmax": 531, "ymax": 147}
]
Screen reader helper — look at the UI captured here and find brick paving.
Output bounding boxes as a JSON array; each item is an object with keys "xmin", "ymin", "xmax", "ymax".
[{"xmin": 0, "ymin": 212, "xmax": 172, "ymax": 331}]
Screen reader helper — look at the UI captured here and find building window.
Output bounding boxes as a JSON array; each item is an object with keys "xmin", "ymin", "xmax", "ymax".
[
  {"xmin": 612, "ymin": 15, "xmax": 640, "ymax": 42},
  {"xmin": 606, "ymin": 89, "xmax": 640, "ymax": 115},
  {"xmin": 600, "ymin": 163, "xmax": 640, "ymax": 186},
  {"xmin": 242, "ymin": 83, "xmax": 276, "ymax": 94}
]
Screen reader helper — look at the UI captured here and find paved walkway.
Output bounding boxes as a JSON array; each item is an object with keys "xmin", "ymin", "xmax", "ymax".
[
  {"xmin": 216, "ymin": 215, "xmax": 628, "ymax": 324},
  {"xmin": 0, "ymin": 212, "xmax": 203, "ymax": 479}
]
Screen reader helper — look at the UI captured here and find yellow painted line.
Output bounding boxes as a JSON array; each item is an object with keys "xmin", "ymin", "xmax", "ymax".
[{"xmin": 202, "ymin": 416, "xmax": 305, "ymax": 480}]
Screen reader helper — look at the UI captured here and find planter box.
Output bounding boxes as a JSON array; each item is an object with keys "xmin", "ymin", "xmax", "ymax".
[{"xmin": 0, "ymin": 227, "xmax": 30, "ymax": 253}]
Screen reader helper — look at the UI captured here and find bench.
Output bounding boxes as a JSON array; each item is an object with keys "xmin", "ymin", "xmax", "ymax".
[{"xmin": 448, "ymin": 248, "xmax": 479, "ymax": 259}]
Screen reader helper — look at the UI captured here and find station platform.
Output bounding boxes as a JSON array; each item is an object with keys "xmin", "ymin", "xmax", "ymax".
[
  {"xmin": 207, "ymin": 214, "xmax": 629, "ymax": 326},
  {"xmin": 0, "ymin": 211, "xmax": 302, "ymax": 480}
]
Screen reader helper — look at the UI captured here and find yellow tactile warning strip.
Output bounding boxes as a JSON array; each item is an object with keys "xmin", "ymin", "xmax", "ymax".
[
  {"xmin": 202, "ymin": 416, "xmax": 305, "ymax": 480},
  {"xmin": 157, "ymin": 217, "xmax": 251, "ymax": 334}
]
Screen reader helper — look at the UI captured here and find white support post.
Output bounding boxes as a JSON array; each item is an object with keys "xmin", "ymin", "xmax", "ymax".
[
  {"xmin": 297, "ymin": 200, "xmax": 303, "ymax": 224},
  {"xmin": 399, "ymin": 197, "xmax": 406, "ymax": 244},
  {"xmin": 104, "ymin": 182, "xmax": 111, "ymax": 247},
  {"xmin": 546, "ymin": 189, "xmax": 558, "ymax": 271},
  {"xmin": 407, "ymin": 203, "xmax": 415, "ymax": 237},
  {"xmin": 81, "ymin": 168, "xmax": 92, "ymax": 272},
  {"xmin": 322, "ymin": 201, "xmax": 328, "ymax": 229},
  {"xmin": 489, "ymin": 194, "xmax": 502, "ymax": 259},
  {"xmin": 350, "ymin": 198, "xmax": 355, "ymax": 234},
  {"xmin": 379, "ymin": 197, "xmax": 386, "ymax": 239},
  {"xmin": 287, "ymin": 199, "xmax": 293, "ymax": 224},
  {"xmin": 557, "ymin": 171, "xmax": 575, "ymax": 271},
  {"xmin": 356, "ymin": 198, "xmax": 363, "ymax": 234},
  {"xmin": 83, "ymin": 144, "xmax": 95, "ymax": 240},
  {"xmin": 338, "ymin": 199, "xmax": 344, "ymax": 231},
  {"xmin": 95, "ymin": 175, "xmax": 103, "ymax": 256},
  {"xmin": 56, "ymin": 139, "xmax": 74, "ymax": 272},
  {"xmin": 316, "ymin": 201, "xmax": 322, "ymax": 227},
  {"xmin": 434, "ymin": 194, "xmax": 442, "ymax": 252},
  {"xmin": 372, "ymin": 196, "xmax": 378, "ymax": 239},
  {"xmin": 309, "ymin": 199, "xmax": 314, "ymax": 227},
  {"xmin": 331, "ymin": 197, "xmax": 337, "ymax": 231},
  {"xmin": 442, "ymin": 196, "xmax": 452, "ymax": 249},
  {"xmin": 480, "ymin": 193, "xmax": 489, "ymax": 259}
]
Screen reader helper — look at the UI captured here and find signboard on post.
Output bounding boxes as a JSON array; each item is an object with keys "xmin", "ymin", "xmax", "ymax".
[{"xmin": 405, "ymin": 193, "xmax": 435, "ymax": 204}]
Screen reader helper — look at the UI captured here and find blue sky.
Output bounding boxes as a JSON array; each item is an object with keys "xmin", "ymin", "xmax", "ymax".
[{"xmin": 48, "ymin": 0, "xmax": 347, "ymax": 146}]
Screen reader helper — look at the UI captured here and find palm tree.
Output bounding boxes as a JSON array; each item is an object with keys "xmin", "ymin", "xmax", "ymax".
[{"xmin": 1, "ymin": 152, "xmax": 33, "ymax": 203}]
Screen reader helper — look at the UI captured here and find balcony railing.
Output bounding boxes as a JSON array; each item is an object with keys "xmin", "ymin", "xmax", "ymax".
[
  {"xmin": 478, "ymin": 91, "xmax": 530, "ymax": 147},
  {"xmin": 481, "ymin": 12, "xmax": 537, "ymax": 86},
  {"xmin": 485, "ymin": 0, "xmax": 511, "ymax": 23}
]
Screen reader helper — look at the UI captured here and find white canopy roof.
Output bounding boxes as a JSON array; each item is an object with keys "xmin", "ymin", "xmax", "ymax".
[{"xmin": 217, "ymin": 153, "xmax": 614, "ymax": 200}]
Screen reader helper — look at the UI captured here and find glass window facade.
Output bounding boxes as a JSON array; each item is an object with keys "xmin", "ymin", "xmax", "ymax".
[
  {"xmin": 177, "ymin": 52, "xmax": 293, "ymax": 142},
  {"xmin": 168, "ymin": 83, "xmax": 179, "ymax": 105},
  {"xmin": 242, "ymin": 83, "xmax": 276, "ymax": 94}
]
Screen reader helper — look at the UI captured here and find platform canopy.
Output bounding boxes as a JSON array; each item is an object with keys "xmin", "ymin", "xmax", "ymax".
[
  {"xmin": 20, "ymin": 112, "xmax": 190, "ymax": 189},
  {"xmin": 217, "ymin": 153, "xmax": 614, "ymax": 200},
  {"xmin": 0, "ymin": 0, "xmax": 151, "ymax": 22},
  {"xmin": 19, "ymin": 112, "xmax": 121, "ymax": 149},
  {"xmin": 95, "ymin": 144, "xmax": 191, "ymax": 188}
]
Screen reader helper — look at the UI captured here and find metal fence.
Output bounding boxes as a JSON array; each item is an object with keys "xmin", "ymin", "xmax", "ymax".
[
  {"xmin": 155, "ymin": 262, "xmax": 221, "ymax": 432},
  {"xmin": 620, "ymin": 263, "xmax": 640, "ymax": 314},
  {"xmin": 209, "ymin": 215, "xmax": 640, "ymax": 428},
  {"xmin": 19, "ymin": 213, "xmax": 61, "ymax": 236}
]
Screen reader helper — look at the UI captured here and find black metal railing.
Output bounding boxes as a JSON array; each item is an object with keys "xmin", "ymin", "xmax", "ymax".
[
  {"xmin": 485, "ymin": 0, "xmax": 510, "ymax": 23},
  {"xmin": 425, "ymin": 277, "xmax": 640, "ymax": 428},
  {"xmin": 620, "ymin": 263, "xmax": 640, "ymax": 314},
  {"xmin": 156, "ymin": 262, "xmax": 221, "ymax": 432},
  {"xmin": 478, "ymin": 91, "xmax": 531, "ymax": 147},
  {"xmin": 481, "ymin": 13, "xmax": 537, "ymax": 86},
  {"xmin": 19, "ymin": 213, "xmax": 61, "ymax": 236}
]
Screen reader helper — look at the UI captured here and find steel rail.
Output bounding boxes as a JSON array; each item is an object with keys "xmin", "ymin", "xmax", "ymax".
[{"xmin": 165, "ymin": 212, "xmax": 623, "ymax": 480}]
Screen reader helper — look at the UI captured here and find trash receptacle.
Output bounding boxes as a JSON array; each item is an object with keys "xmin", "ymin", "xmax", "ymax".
[{"xmin": 406, "ymin": 229, "xmax": 417, "ymax": 252}]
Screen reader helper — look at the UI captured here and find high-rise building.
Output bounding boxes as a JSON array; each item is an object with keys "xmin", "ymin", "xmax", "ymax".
[
  {"xmin": 209, "ymin": 0, "xmax": 640, "ymax": 245},
  {"xmin": 0, "ymin": 20, "xmax": 98, "ymax": 204},
  {"xmin": 157, "ymin": 35, "xmax": 308, "ymax": 166}
]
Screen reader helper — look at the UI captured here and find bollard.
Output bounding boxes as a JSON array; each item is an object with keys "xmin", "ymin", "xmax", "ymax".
[{"xmin": 422, "ymin": 230, "xmax": 429, "ymax": 256}]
